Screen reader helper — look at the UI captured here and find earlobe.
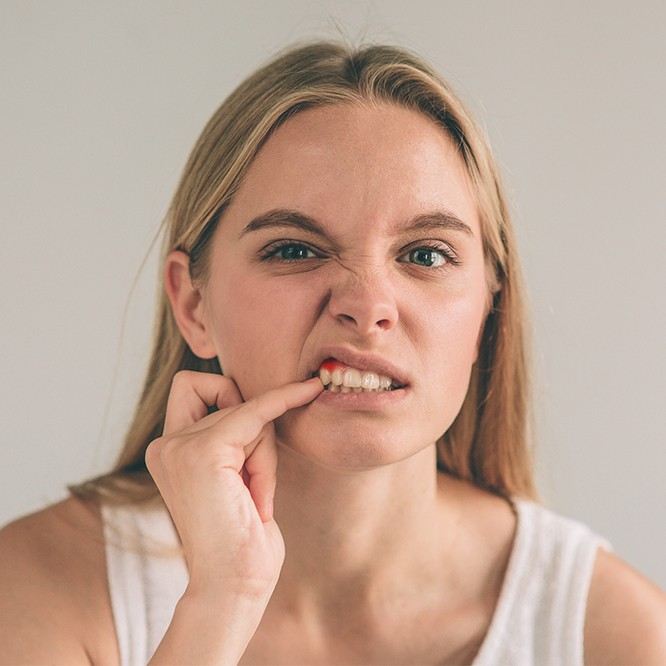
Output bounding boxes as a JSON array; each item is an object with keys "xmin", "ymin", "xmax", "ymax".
[{"xmin": 163, "ymin": 250, "xmax": 217, "ymax": 359}]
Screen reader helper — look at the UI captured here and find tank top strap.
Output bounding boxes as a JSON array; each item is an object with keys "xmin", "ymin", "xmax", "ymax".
[
  {"xmin": 101, "ymin": 500, "xmax": 189, "ymax": 666},
  {"xmin": 102, "ymin": 496, "xmax": 612, "ymax": 666},
  {"xmin": 473, "ymin": 496, "xmax": 613, "ymax": 665}
]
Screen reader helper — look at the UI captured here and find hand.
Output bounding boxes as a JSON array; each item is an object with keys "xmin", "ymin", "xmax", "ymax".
[{"xmin": 145, "ymin": 370, "xmax": 323, "ymax": 601}]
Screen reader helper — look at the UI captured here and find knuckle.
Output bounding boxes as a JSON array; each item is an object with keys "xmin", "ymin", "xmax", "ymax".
[
  {"xmin": 145, "ymin": 435, "xmax": 175, "ymax": 462},
  {"xmin": 144, "ymin": 438, "xmax": 161, "ymax": 468},
  {"xmin": 145, "ymin": 437, "xmax": 160, "ymax": 456},
  {"xmin": 171, "ymin": 369, "xmax": 194, "ymax": 387}
]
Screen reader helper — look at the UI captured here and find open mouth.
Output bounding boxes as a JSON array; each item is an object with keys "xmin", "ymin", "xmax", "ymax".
[{"xmin": 309, "ymin": 359, "xmax": 407, "ymax": 393}]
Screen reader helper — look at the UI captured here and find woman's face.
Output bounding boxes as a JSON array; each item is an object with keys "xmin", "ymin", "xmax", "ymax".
[{"xmin": 200, "ymin": 102, "xmax": 490, "ymax": 470}]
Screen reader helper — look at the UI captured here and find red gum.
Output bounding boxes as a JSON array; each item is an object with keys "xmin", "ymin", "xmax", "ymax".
[
  {"xmin": 320, "ymin": 358, "xmax": 343, "ymax": 372},
  {"xmin": 318, "ymin": 358, "xmax": 400, "ymax": 387},
  {"xmin": 318, "ymin": 357, "xmax": 403, "ymax": 390}
]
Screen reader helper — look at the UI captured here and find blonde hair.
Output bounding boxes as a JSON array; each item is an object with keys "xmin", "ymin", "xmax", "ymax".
[{"xmin": 69, "ymin": 39, "xmax": 541, "ymax": 512}]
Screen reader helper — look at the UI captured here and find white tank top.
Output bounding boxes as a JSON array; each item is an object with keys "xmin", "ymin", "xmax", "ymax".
[{"xmin": 101, "ymin": 496, "xmax": 613, "ymax": 665}]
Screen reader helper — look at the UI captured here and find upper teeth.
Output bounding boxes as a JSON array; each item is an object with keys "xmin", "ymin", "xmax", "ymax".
[{"xmin": 318, "ymin": 365, "xmax": 397, "ymax": 390}]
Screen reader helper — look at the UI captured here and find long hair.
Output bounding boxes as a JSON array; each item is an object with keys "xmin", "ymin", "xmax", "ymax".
[{"xmin": 68, "ymin": 39, "xmax": 540, "ymax": 509}]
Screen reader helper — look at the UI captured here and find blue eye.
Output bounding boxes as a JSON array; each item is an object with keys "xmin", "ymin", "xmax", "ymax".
[
  {"xmin": 399, "ymin": 246, "xmax": 452, "ymax": 268},
  {"xmin": 259, "ymin": 241, "xmax": 460, "ymax": 269},
  {"xmin": 262, "ymin": 242, "xmax": 318, "ymax": 262}
]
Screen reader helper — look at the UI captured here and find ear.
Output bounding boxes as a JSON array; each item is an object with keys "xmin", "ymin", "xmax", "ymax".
[{"xmin": 163, "ymin": 250, "xmax": 217, "ymax": 360}]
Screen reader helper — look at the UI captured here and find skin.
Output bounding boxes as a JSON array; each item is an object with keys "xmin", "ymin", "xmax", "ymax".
[
  {"xmin": 0, "ymin": 100, "xmax": 663, "ymax": 666},
  {"xmin": 164, "ymin": 101, "xmax": 506, "ymax": 654}
]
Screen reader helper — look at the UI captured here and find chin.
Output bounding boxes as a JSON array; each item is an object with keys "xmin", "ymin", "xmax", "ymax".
[{"xmin": 275, "ymin": 418, "xmax": 418, "ymax": 472}]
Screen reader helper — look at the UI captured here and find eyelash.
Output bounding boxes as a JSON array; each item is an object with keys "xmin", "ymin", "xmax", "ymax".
[{"xmin": 259, "ymin": 240, "xmax": 461, "ymax": 270}]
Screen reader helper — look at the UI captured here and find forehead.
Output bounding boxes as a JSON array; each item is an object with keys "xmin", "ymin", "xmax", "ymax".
[{"xmin": 223, "ymin": 102, "xmax": 480, "ymax": 238}]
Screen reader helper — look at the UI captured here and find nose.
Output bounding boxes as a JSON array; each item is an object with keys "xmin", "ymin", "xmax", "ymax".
[{"xmin": 325, "ymin": 265, "xmax": 399, "ymax": 336}]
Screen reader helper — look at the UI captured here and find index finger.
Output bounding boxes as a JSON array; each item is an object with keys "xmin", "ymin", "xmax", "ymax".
[{"xmin": 211, "ymin": 376, "xmax": 324, "ymax": 446}]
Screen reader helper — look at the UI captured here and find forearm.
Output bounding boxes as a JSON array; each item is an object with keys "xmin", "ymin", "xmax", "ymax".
[{"xmin": 148, "ymin": 590, "xmax": 267, "ymax": 666}]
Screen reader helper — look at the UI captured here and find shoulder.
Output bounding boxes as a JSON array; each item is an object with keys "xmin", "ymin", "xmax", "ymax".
[
  {"xmin": 0, "ymin": 495, "xmax": 105, "ymax": 585},
  {"xmin": 1, "ymin": 494, "xmax": 102, "ymax": 558},
  {"xmin": 584, "ymin": 545, "xmax": 666, "ymax": 664},
  {"xmin": 0, "ymin": 495, "xmax": 113, "ymax": 663}
]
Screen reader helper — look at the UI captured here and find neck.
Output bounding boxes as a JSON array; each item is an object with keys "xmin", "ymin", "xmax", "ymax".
[{"xmin": 268, "ymin": 443, "xmax": 465, "ymax": 631}]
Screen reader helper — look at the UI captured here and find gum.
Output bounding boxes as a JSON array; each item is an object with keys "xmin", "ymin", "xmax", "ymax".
[{"xmin": 319, "ymin": 359, "xmax": 390, "ymax": 392}]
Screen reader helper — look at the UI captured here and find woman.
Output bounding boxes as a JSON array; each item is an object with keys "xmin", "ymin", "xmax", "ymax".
[{"xmin": 1, "ymin": 40, "xmax": 664, "ymax": 665}]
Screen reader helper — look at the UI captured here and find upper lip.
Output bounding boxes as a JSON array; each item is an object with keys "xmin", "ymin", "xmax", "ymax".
[{"xmin": 308, "ymin": 345, "xmax": 411, "ymax": 387}]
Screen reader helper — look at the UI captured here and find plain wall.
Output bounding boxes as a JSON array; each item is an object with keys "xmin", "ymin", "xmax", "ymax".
[{"xmin": 1, "ymin": 1, "xmax": 664, "ymax": 589}]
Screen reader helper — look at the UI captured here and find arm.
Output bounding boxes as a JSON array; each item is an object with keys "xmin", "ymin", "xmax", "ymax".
[
  {"xmin": 148, "ymin": 589, "xmax": 268, "ymax": 666},
  {"xmin": 584, "ymin": 547, "xmax": 666, "ymax": 664},
  {"xmin": 0, "ymin": 519, "xmax": 91, "ymax": 665}
]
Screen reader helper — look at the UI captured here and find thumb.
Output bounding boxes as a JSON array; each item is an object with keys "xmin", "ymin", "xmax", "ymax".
[{"xmin": 244, "ymin": 424, "xmax": 278, "ymax": 523}]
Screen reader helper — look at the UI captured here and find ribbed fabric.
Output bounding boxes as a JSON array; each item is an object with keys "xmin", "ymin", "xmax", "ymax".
[
  {"xmin": 101, "ymin": 502, "xmax": 188, "ymax": 665},
  {"xmin": 472, "ymin": 499, "xmax": 613, "ymax": 665},
  {"xmin": 101, "ymin": 496, "xmax": 613, "ymax": 665}
]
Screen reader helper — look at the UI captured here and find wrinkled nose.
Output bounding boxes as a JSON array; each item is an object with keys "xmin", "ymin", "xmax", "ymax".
[{"xmin": 325, "ymin": 266, "xmax": 399, "ymax": 335}]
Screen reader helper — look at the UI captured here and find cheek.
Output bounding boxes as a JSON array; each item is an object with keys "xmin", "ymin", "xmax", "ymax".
[
  {"xmin": 419, "ymin": 288, "xmax": 486, "ymax": 398},
  {"xmin": 209, "ymin": 276, "xmax": 312, "ymax": 389},
  {"xmin": 427, "ymin": 275, "xmax": 486, "ymax": 340}
]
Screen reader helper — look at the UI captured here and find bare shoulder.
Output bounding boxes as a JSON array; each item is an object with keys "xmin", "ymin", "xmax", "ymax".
[
  {"xmin": 0, "ymin": 495, "xmax": 117, "ymax": 664},
  {"xmin": 584, "ymin": 546, "xmax": 666, "ymax": 665},
  {"xmin": 1, "ymin": 494, "xmax": 102, "ymax": 563}
]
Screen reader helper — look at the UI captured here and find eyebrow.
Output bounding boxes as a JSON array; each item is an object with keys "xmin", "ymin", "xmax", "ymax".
[{"xmin": 238, "ymin": 208, "xmax": 474, "ymax": 240}]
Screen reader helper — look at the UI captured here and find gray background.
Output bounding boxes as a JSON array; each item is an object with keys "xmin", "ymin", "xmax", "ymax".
[{"xmin": 1, "ymin": 1, "xmax": 664, "ymax": 589}]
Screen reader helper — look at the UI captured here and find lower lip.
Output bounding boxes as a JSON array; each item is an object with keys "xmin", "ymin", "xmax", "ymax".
[{"xmin": 312, "ymin": 386, "xmax": 410, "ymax": 409}]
